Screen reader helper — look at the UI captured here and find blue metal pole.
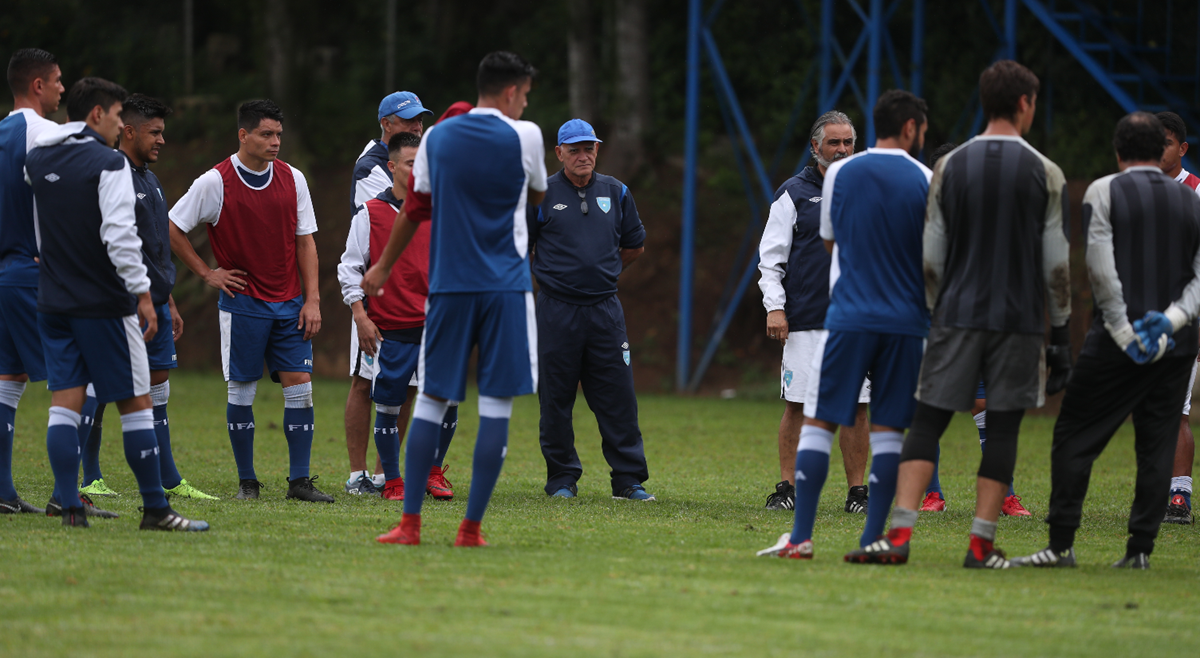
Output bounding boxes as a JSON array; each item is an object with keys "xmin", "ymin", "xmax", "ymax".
[
  {"xmin": 1005, "ymin": 0, "xmax": 1017, "ymax": 60},
  {"xmin": 911, "ymin": 0, "xmax": 925, "ymax": 96},
  {"xmin": 866, "ymin": 0, "xmax": 883, "ymax": 144},
  {"xmin": 820, "ymin": 0, "xmax": 835, "ymax": 111},
  {"xmin": 702, "ymin": 30, "xmax": 776, "ymax": 203},
  {"xmin": 678, "ymin": 0, "xmax": 701, "ymax": 392}
]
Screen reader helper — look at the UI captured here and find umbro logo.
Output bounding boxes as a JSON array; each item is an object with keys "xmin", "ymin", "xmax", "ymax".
[
  {"xmin": 44, "ymin": 173, "xmax": 60, "ymax": 182},
  {"xmin": 137, "ymin": 193, "xmax": 146, "ymax": 199},
  {"xmin": 622, "ymin": 342, "xmax": 629, "ymax": 349},
  {"xmin": 553, "ymin": 204, "xmax": 567, "ymax": 210},
  {"xmin": 808, "ymin": 196, "xmax": 821, "ymax": 203}
]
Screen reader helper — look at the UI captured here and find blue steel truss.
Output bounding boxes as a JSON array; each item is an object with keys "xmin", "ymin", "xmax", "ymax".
[{"xmin": 678, "ymin": 0, "xmax": 1200, "ymax": 393}]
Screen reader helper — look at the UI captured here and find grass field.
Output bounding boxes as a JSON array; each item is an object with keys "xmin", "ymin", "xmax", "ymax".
[{"xmin": 1, "ymin": 371, "xmax": 1197, "ymax": 657}]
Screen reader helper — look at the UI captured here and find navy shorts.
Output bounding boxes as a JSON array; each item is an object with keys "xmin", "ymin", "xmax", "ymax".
[
  {"xmin": 38, "ymin": 312, "xmax": 150, "ymax": 404},
  {"xmin": 219, "ymin": 310, "xmax": 313, "ymax": 382},
  {"xmin": 144, "ymin": 303, "xmax": 178, "ymax": 372},
  {"xmin": 807, "ymin": 330, "xmax": 925, "ymax": 429},
  {"xmin": 420, "ymin": 291, "xmax": 537, "ymax": 401},
  {"xmin": 373, "ymin": 339, "xmax": 420, "ymax": 407},
  {"xmin": 0, "ymin": 285, "xmax": 46, "ymax": 381}
]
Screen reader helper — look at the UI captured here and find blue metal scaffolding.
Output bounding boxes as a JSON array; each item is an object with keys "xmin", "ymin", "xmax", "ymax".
[{"xmin": 677, "ymin": 0, "xmax": 1200, "ymax": 392}]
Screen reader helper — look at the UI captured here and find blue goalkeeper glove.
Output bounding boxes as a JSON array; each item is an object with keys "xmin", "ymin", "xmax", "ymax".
[
  {"xmin": 1138, "ymin": 311, "xmax": 1175, "ymax": 344},
  {"xmin": 1108, "ymin": 321, "xmax": 1170, "ymax": 364}
]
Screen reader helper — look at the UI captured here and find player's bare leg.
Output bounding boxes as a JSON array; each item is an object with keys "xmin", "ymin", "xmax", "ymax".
[
  {"xmin": 344, "ymin": 375, "xmax": 378, "ymax": 494},
  {"xmin": 840, "ymin": 404, "xmax": 870, "ymax": 512},
  {"xmin": 766, "ymin": 401, "xmax": 804, "ymax": 509}
]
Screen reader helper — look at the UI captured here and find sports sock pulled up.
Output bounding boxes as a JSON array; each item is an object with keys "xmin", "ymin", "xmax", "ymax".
[
  {"xmin": 434, "ymin": 404, "xmax": 458, "ymax": 468},
  {"xmin": 47, "ymin": 406, "xmax": 82, "ymax": 508},
  {"xmin": 79, "ymin": 394, "xmax": 100, "ymax": 484},
  {"xmin": 861, "ymin": 431, "xmax": 903, "ymax": 547},
  {"xmin": 226, "ymin": 403, "xmax": 257, "ymax": 480},
  {"xmin": 282, "ymin": 383, "xmax": 314, "ymax": 481},
  {"xmin": 0, "ymin": 380, "xmax": 25, "ymax": 500},
  {"xmin": 403, "ymin": 394, "xmax": 450, "ymax": 516},
  {"xmin": 373, "ymin": 404, "xmax": 402, "ymax": 482},
  {"xmin": 151, "ymin": 382, "xmax": 182, "ymax": 490},
  {"xmin": 790, "ymin": 425, "xmax": 833, "ymax": 545},
  {"xmin": 120, "ymin": 408, "xmax": 167, "ymax": 510},
  {"xmin": 464, "ymin": 396, "xmax": 513, "ymax": 523}
]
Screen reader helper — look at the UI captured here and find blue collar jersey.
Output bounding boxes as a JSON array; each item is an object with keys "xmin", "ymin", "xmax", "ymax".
[
  {"xmin": 819, "ymin": 147, "xmax": 932, "ymax": 337},
  {"xmin": 125, "ymin": 152, "xmax": 176, "ymax": 306},
  {"xmin": 531, "ymin": 170, "xmax": 645, "ymax": 305},
  {"xmin": 0, "ymin": 108, "xmax": 56, "ymax": 287}
]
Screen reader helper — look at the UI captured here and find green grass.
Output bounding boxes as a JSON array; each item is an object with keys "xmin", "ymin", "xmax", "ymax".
[{"xmin": 1, "ymin": 371, "xmax": 1196, "ymax": 657}]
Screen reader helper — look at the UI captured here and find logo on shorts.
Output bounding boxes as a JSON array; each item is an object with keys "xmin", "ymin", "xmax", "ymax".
[
  {"xmin": 365, "ymin": 354, "xmax": 374, "ymax": 366},
  {"xmin": 44, "ymin": 173, "xmax": 60, "ymax": 182},
  {"xmin": 622, "ymin": 350, "xmax": 630, "ymax": 366},
  {"xmin": 553, "ymin": 203, "xmax": 567, "ymax": 211},
  {"xmin": 304, "ymin": 359, "xmax": 313, "ymax": 366},
  {"xmin": 783, "ymin": 369, "xmax": 793, "ymax": 388},
  {"xmin": 171, "ymin": 354, "xmax": 177, "ymax": 361},
  {"xmin": 596, "ymin": 197, "xmax": 612, "ymax": 213}
]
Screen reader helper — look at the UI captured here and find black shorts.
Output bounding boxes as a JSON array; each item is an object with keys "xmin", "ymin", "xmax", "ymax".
[{"xmin": 916, "ymin": 326, "xmax": 1044, "ymax": 412}]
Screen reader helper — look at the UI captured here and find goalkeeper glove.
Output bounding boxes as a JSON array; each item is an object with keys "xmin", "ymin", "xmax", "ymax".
[{"xmin": 1045, "ymin": 323, "xmax": 1072, "ymax": 395}]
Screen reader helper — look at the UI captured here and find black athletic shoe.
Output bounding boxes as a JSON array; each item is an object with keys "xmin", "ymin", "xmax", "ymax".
[
  {"xmin": 286, "ymin": 475, "xmax": 335, "ymax": 503},
  {"xmin": 235, "ymin": 479, "xmax": 263, "ymax": 500},
  {"xmin": 1112, "ymin": 553, "xmax": 1150, "ymax": 569},
  {"xmin": 0, "ymin": 496, "xmax": 46, "ymax": 514},
  {"xmin": 1011, "ymin": 546, "xmax": 1076, "ymax": 567},
  {"xmin": 844, "ymin": 485, "xmax": 868, "ymax": 514},
  {"xmin": 1163, "ymin": 494, "xmax": 1192, "ymax": 525},
  {"xmin": 45, "ymin": 493, "xmax": 119, "ymax": 519},
  {"xmin": 963, "ymin": 547, "xmax": 1012, "ymax": 569},
  {"xmin": 765, "ymin": 481, "xmax": 795, "ymax": 510},
  {"xmin": 139, "ymin": 506, "xmax": 210, "ymax": 532},
  {"xmin": 844, "ymin": 533, "xmax": 909, "ymax": 564},
  {"xmin": 60, "ymin": 506, "xmax": 89, "ymax": 528}
]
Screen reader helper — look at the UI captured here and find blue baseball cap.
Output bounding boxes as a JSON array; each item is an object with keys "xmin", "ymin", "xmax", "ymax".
[
  {"xmin": 378, "ymin": 91, "xmax": 433, "ymax": 121},
  {"xmin": 557, "ymin": 118, "xmax": 603, "ymax": 145}
]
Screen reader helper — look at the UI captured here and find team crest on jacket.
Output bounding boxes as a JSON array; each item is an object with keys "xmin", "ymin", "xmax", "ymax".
[
  {"xmin": 596, "ymin": 197, "xmax": 612, "ymax": 213},
  {"xmin": 622, "ymin": 349, "xmax": 630, "ymax": 366}
]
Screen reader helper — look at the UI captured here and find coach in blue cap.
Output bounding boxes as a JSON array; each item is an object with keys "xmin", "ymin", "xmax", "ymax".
[
  {"xmin": 351, "ymin": 91, "xmax": 432, "ymax": 210},
  {"xmin": 531, "ymin": 118, "xmax": 654, "ymax": 500}
]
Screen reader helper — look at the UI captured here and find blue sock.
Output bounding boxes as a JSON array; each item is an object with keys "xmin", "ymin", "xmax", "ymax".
[
  {"xmin": 789, "ymin": 425, "xmax": 834, "ymax": 545},
  {"xmin": 976, "ymin": 411, "xmax": 1015, "ymax": 496},
  {"xmin": 465, "ymin": 416, "xmax": 509, "ymax": 523},
  {"xmin": 282, "ymin": 407, "xmax": 314, "ymax": 480},
  {"xmin": 120, "ymin": 409, "xmax": 167, "ymax": 509},
  {"xmin": 154, "ymin": 404, "xmax": 182, "ymax": 489},
  {"xmin": 47, "ymin": 407, "xmax": 82, "ymax": 507},
  {"xmin": 860, "ymin": 431, "xmax": 903, "ymax": 547},
  {"xmin": 925, "ymin": 444, "xmax": 943, "ymax": 496},
  {"xmin": 373, "ymin": 408, "xmax": 402, "ymax": 482},
  {"xmin": 226, "ymin": 403, "xmax": 257, "ymax": 480},
  {"xmin": 0, "ymin": 400, "xmax": 18, "ymax": 500},
  {"xmin": 402, "ymin": 421, "xmax": 442, "ymax": 516},
  {"xmin": 79, "ymin": 395, "xmax": 100, "ymax": 484},
  {"xmin": 434, "ymin": 405, "xmax": 458, "ymax": 468}
]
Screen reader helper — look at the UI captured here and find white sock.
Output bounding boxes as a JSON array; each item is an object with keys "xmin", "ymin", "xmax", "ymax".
[
  {"xmin": 371, "ymin": 473, "xmax": 386, "ymax": 487},
  {"xmin": 1171, "ymin": 476, "xmax": 1192, "ymax": 494},
  {"xmin": 348, "ymin": 470, "xmax": 369, "ymax": 485}
]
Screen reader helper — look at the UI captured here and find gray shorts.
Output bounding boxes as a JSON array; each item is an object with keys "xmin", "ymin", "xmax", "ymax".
[{"xmin": 916, "ymin": 326, "xmax": 1045, "ymax": 411}]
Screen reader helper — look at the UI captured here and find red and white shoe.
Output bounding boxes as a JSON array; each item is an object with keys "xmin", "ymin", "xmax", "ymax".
[
  {"xmin": 920, "ymin": 491, "xmax": 946, "ymax": 512},
  {"xmin": 1001, "ymin": 494, "xmax": 1032, "ymax": 517},
  {"xmin": 755, "ymin": 532, "xmax": 814, "ymax": 559},
  {"xmin": 454, "ymin": 519, "xmax": 489, "ymax": 547},
  {"xmin": 427, "ymin": 465, "xmax": 454, "ymax": 500},
  {"xmin": 381, "ymin": 477, "xmax": 404, "ymax": 501},
  {"xmin": 376, "ymin": 513, "xmax": 421, "ymax": 545}
]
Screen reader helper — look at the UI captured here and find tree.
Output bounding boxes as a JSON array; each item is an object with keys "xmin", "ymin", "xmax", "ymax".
[
  {"xmin": 608, "ymin": 0, "xmax": 650, "ymax": 177},
  {"xmin": 567, "ymin": 0, "xmax": 599, "ymax": 123}
]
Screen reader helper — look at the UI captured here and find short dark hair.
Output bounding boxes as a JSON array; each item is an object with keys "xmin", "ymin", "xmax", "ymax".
[
  {"xmin": 929, "ymin": 142, "xmax": 958, "ymax": 170},
  {"xmin": 387, "ymin": 131, "xmax": 421, "ymax": 158},
  {"xmin": 1113, "ymin": 111, "xmax": 1167, "ymax": 163},
  {"xmin": 1156, "ymin": 111, "xmax": 1188, "ymax": 144},
  {"xmin": 980, "ymin": 60, "xmax": 1040, "ymax": 122},
  {"xmin": 476, "ymin": 51, "xmax": 537, "ymax": 97},
  {"xmin": 65, "ymin": 77, "xmax": 127, "ymax": 122},
  {"xmin": 7, "ymin": 48, "xmax": 58, "ymax": 97},
  {"xmin": 237, "ymin": 99, "xmax": 284, "ymax": 131},
  {"xmin": 120, "ymin": 93, "xmax": 171, "ymax": 127},
  {"xmin": 873, "ymin": 89, "xmax": 928, "ymax": 140}
]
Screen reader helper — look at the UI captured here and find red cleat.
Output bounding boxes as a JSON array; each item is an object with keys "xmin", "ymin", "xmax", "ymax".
[
  {"xmin": 381, "ymin": 477, "xmax": 404, "ymax": 501},
  {"xmin": 1001, "ymin": 494, "xmax": 1032, "ymax": 517},
  {"xmin": 376, "ymin": 513, "xmax": 421, "ymax": 545},
  {"xmin": 454, "ymin": 519, "xmax": 489, "ymax": 547},
  {"xmin": 427, "ymin": 465, "xmax": 454, "ymax": 501},
  {"xmin": 920, "ymin": 491, "xmax": 946, "ymax": 512}
]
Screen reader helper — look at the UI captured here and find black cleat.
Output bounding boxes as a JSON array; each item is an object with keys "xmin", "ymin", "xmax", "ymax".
[
  {"xmin": 1112, "ymin": 553, "xmax": 1150, "ymax": 569},
  {"xmin": 46, "ymin": 493, "xmax": 119, "ymax": 519},
  {"xmin": 844, "ymin": 485, "xmax": 869, "ymax": 514},
  {"xmin": 0, "ymin": 496, "xmax": 46, "ymax": 514},
  {"xmin": 286, "ymin": 475, "xmax": 334, "ymax": 503},
  {"xmin": 139, "ymin": 506, "xmax": 210, "ymax": 532},
  {"xmin": 235, "ymin": 479, "xmax": 263, "ymax": 500},
  {"xmin": 1163, "ymin": 494, "xmax": 1192, "ymax": 525},
  {"xmin": 60, "ymin": 507, "xmax": 89, "ymax": 528},
  {"xmin": 845, "ymin": 533, "xmax": 909, "ymax": 564},
  {"xmin": 764, "ymin": 481, "xmax": 795, "ymax": 510},
  {"xmin": 963, "ymin": 547, "xmax": 1012, "ymax": 569},
  {"xmin": 1011, "ymin": 546, "xmax": 1076, "ymax": 567}
]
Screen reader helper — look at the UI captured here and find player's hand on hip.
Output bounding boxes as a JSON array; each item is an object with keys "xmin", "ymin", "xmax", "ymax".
[
  {"xmin": 766, "ymin": 310, "xmax": 788, "ymax": 345},
  {"xmin": 354, "ymin": 315, "xmax": 382, "ymax": 357},
  {"xmin": 299, "ymin": 299, "xmax": 322, "ymax": 341},
  {"xmin": 361, "ymin": 264, "xmax": 390, "ymax": 297},
  {"xmin": 204, "ymin": 267, "xmax": 248, "ymax": 298},
  {"xmin": 136, "ymin": 292, "xmax": 158, "ymax": 342}
]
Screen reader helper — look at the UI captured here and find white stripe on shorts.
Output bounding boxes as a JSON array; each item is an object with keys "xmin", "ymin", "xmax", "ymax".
[
  {"xmin": 123, "ymin": 315, "xmax": 151, "ymax": 397},
  {"xmin": 525, "ymin": 291, "xmax": 538, "ymax": 392},
  {"xmin": 219, "ymin": 310, "xmax": 232, "ymax": 382}
]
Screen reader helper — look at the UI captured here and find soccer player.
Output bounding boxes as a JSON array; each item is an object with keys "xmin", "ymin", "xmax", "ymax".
[
  {"xmin": 757, "ymin": 89, "xmax": 932, "ymax": 560},
  {"xmin": 1156, "ymin": 111, "xmax": 1199, "ymax": 525},
  {"xmin": 364, "ymin": 51, "xmax": 547, "ymax": 547},
  {"xmin": 169, "ymin": 100, "xmax": 332, "ymax": 503},
  {"xmin": 343, "ymin": 90, "xmax": 432, "ymax": 495},
  {"xmin": 861, "ymin": 61, "xmax": 1071, "ymax": 569},
  {"xmin": 532, "ymin": 118, "xmax": 653, "ymax": 501},
  {"xmin": 26, "ymin": 77, "xmax": 206, "ymax": 530},
  {"xmin": 1013, "ymin": 112, "xmax": 1200, "ymax": 569},
  {"xmin": 757, "ymin": 110, "xmax": 870, "ymax": 513},
  {"xmin": 339, "ymin": 130, "xmax": 458, "ymax": 502},
  {"xmin": 0, "ymin": 48, "xmax": 64, "ymax": 515}
]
